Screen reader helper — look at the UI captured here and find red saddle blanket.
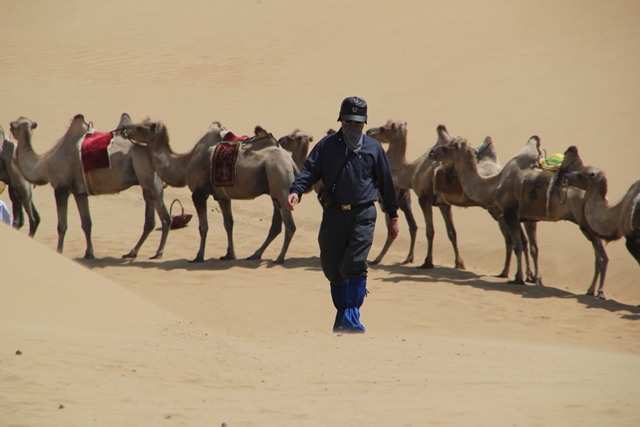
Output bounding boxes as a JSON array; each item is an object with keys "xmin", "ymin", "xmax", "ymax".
[
  {"xmin": 211, "ymin": 142, "xmax": 241, "ymax": 187},
  {"xmin": 81, "ymin": 131, "xmax": 113, "ymax": 173},
  {"xmin": 222, "ymin": 131, "xmax": 248, "ymax": 142}
]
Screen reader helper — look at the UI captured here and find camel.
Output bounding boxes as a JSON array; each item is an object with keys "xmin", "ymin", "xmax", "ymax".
[
  {"xmin": 277, "ymin": 128, "xmax": 312, "ymax": 171},
  {"xmin": 279, "ymin": 127, "xmax": 418, "ymax": 265},
  {"xmin": 365, "ymin": 120, "xmax": 511, "ymax": 270},
  {"xmin": 564, "ymin": 164, "xmax": 640, "ymax": 269},
  {"xmin": 431, "ymin": 135, "xmax": 534, "ymax": 279},
  {"xmin": 121, "ymin": 119, "xmax": 297, "ymax": 264},
  {"xmin": 429, "ymin": 139, "xmax": 610, "ymax": 298},
  {"xmin": 277, "ymin": 128, "xmax": 328, "ymax": 199},
  {"xmin": 0, "ymin": 126, "xmax": 40, "ymax": 235},
  {"xmin": 10, "ymin": 114, "xmax": 171, "ymax": 259}
]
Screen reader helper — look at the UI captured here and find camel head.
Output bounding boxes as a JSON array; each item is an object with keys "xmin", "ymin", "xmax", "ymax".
[
  {"xmin": 121, "ymin": 119, "xmax": 166, "ymax": 145},
  {"xmin": 366, "ymin": 120, "xmax": 407, "ymax": 144},
  {"xmin": 563, "ymin": 166, "xmax": 607, "ymax": 194},
  {"xmin": 278, "ymin": 129, "xmax": 313, "ymax": 170},
  {"xmin": 428, "ymin": 136, "xmax": 469, "ymax": 163},
  {"xmin": 278, "ymin": 129, "xmax": 313, "ymax": 154},
  {"xmin": 9, "ymin": 117, "xmax": 38, "ymax": 142}
]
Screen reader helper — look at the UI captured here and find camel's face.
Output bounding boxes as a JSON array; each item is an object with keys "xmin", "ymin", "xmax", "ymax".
[
  {"xmin": 366, "ymin": 120, "xmax": 405, "ymax": 144},
  {"xmin": 428, "ymin": 142, "xmax": 458, "ymax": 163},
  {"xmin": 123, "ymin": 121, "xmax": 160, "ymax": 144},
  {"xmin": 9, "ymin": 117, "xmax": 37, "ymax": 141},
  {"xmin": 278, "ymin": 131, "xmax": 312, "ymax": 153},
  {"xmin": 564, "ymin": 167, "xmax": 604, "ymax": 192}
]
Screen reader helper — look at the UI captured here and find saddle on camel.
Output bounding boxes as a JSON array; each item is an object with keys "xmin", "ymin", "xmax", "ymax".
[{"xmin": 211, "ymin": 130, "xmax": 248, "ymax": 187}]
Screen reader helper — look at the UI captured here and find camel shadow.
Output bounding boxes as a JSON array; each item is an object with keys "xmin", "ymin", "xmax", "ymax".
[
  {"xmin": 370, "ymin": 262, "xmax": 640, "ymax": 318},
  {"xmin": 77, "ymin": 255, "xmax": 323, "ymax": 273},
  {"xmin": 76, "ymin": 255, "xmax": 640, "ymax": 318}
]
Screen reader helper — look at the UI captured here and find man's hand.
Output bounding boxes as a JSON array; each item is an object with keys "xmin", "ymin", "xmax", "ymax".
[
  {"xmin": 388, "ymin": 218, "xmax": 400, "ymax": 240},
  {"xmin": 286, "ymin": 193, "xmax": 299, "ymax": 211}
]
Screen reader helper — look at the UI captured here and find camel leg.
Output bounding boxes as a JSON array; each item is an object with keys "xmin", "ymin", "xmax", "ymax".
[
  {"xmin": 217, "ymin": 198, "xmax": 236, "ymax": 261},
  {"xmin": 625, "ymin": 236, "xmax": 640, "ymax": 267},
  {"xmin": 54, "ymin": 188, "xmax": 71, "ymax": 254},
  {"xmin": 417, "ymin": 196, "xmax": 435, "ymax": 269},
  {"xmin": 495, "ymin": 216, "xmax": 513, "ymax": 278},
  {"xmin": 123, "ymin": 191, "xmax": 156, "ymax": 259},
  {"xmin": 73, "ymin": 193, "xmax": 95, "ymax": 260},
  {"xmin": 581, "ymin": 228, "xmax": 608, "ymax": 299},
  {"xmin": 191, "ymin": 190, "xmax": 210, "ymax": 263},
  {"xmin": 275, "ymin": 207, "xmax": 296, "ymax": 264},
  {"xmin": 370, "ymin": 211, "xmax": 393, "ymax": 265},
  {"xmin": 371, "ymin": 189, "xmax": 417, "ymax": 265},
  {"xmin": 438, "ymin": 205, "xmax": 465, "ymax": 270},
  {"xmin": 24, "ymin": 199, "xmax": 40, "ymax": 237},
  {"xmin": 522, "ymin": 221, "xmax": 541, "ymax": 285},
  {"xmin": 248, "ymin": 200, "xmax": 283, "ymax": 261},
  {"xmin": 8, "ymin": 186, "xmax": 24, "ymax": 229},
  {"xmin": 519, "ymin": 224, "xmax": 534, "ymax": 283},
  {"xmin": 503, "ymin": 210, "xmax": 526, "ymax": 284},
  {"xmin": 402, "ymin": 195, "xmax": 419, "ymax": 265},
  {"xmin": 271, "ymin": 202, "xmax": 296, "ymax": 264},
  {"xmin": 150, "ymin": 189, "xmax": 172, "ymax": 259},
  {"xmin": 8, "ymin": 184, "xmax": 40, "ymax": 236}
]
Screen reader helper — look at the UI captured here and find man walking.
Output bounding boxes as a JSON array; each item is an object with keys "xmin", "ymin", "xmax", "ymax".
[{"xmin": 286, "ymin": 96, "xmax": 399, "ymax": 333}]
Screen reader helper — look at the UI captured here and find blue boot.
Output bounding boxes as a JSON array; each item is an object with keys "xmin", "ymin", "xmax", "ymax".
[
  {"xmin": 341, "ymin": 277, "xmax": 368, "ymax": 333},
  {"xmin": 330, "ymin": 283, "xmax": 346, "ymax": 333}
]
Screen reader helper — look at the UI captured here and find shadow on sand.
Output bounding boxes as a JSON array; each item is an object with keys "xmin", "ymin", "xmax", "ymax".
[
  {"xmin": 369, "ymin": 262, "xmax": 640, "ymax": 319},
  {"xmin": 77, "ymin": 255, "xmax": 640, "ymax": 319}
]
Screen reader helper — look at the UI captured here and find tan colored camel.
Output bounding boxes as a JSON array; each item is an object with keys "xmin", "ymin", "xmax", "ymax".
[
  {"xmin": 278, "ymin": 128, "xmax": 312, "ymax": 171},
  {"xmin": 366, "ymin": 120, "xmax": 514, "ymax": 271},
  {"xmin": 564, "ymin": 163, "xmax": 640, "ymax": 271},
  {"xmin": 431, "ymin": 135, "xmax": 534, "ymax": 279},
  {"xmin": 10, "ymin": 114, "xmax": 171, "ymax": 259},
  {"xmin": 122, "ymin": 119, "xmax": 297, "ymax": 264},
  {"xmin": 0, "ymin": 126, "xmax": 40, "ymax": 235},
  {"xmin": 429, "ymin": 139, "xmax": 610, "ymax": 297}
]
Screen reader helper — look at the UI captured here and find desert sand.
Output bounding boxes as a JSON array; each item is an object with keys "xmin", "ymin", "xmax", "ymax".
[{"xmin": 1, "ymin": 1, "xmax": 639, "ymax": 426}]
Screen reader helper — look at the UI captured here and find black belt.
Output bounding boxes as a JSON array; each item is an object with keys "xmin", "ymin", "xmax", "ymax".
[{"xmin": 329, "ymin": 201, "xmax": 374, "ymax": 211}]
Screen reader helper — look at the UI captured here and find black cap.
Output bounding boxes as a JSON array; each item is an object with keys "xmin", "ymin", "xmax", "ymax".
[{"xmin": 337, "ymin": 96, "xmax": 367, "ymax": 123}]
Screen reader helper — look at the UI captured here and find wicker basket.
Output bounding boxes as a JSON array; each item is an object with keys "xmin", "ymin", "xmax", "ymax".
[{"xmin": 169, "ymin": 199, "xmax": 193, "ymax": 229}]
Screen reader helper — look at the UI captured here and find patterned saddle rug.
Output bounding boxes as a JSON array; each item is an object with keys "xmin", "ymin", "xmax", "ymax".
[
  {"xmin": 211, "ymin": 142, "xmax": 242, "ymax": 187},
  {"xmin": 210, "ymin": 130, "xmax": 249, "ymax": 187},
  {"xmin": 80, "ymin": 131, "xmax": 114, "ymax": 173}
]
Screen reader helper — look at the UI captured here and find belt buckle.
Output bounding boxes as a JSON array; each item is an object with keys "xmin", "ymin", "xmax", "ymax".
[{"xmin": 342, "ymin": 204, "xmax": 351, "ymax": 210}]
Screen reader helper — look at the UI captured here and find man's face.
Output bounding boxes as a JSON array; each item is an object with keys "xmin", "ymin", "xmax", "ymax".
[{"xmin": 340, "ymin": 120, "xmax": 365, "ymax": 127}]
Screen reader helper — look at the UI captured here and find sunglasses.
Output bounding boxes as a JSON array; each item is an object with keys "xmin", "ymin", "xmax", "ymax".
[{"xmin": 342, "ymin": 120, "xmax": 365, "ymax": 125}]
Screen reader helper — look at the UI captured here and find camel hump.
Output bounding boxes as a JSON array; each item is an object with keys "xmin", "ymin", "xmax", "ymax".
[{"xmin": 118, "ymin": 113, "xmax": 133, "ymax": 127}]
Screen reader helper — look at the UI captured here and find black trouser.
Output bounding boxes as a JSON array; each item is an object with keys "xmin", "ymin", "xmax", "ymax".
[{"xmin": 318, "ymin": 203, "xmax": 376, "ymax": 284}]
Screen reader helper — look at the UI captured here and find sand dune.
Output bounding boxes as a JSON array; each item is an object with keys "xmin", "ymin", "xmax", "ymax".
[{"xmin": 1, "ymin": 1, "xmax": 639, "ymax": 426}]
